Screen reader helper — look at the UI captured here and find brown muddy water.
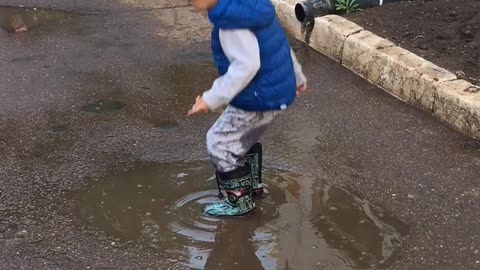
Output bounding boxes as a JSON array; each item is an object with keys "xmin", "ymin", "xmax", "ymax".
[
  {"xmin": 0, "ymin": 6, "xmax": 72, "ymax": 33},
  {"xmin": 82, "ymin": 100, "xmax": 126, "ymax": 113},
  {"xmin": 72, "ymin": 161, "xmax": 408, "ymax": 270}
]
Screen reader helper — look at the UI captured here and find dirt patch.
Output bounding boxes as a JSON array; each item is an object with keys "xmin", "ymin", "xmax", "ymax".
[{"xmin": 346, "ymin": 0, "xmax": 480, "ymax": 85}]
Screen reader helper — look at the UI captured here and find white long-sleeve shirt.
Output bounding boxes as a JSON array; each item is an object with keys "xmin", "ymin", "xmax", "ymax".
[{"xmin": 202, "ymin": 29, "xmax": 307, "ymax": 111}]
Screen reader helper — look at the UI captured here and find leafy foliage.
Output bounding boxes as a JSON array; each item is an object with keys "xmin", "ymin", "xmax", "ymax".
[{"xmin": 335, "ymin": 0, "xmax": 361, "ymax": 13}]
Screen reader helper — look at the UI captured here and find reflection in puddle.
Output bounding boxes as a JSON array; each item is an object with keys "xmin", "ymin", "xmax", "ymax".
[
  {"xmin": 0, "ymin": 6, "xmax": 72, "ymax": 33},
  {"xmin": 73, "ymin": 162, "xmax": 408, "ymax": 269},
  {"xmin": 82, "ymin": 100, "xmax": 126, "ymax": 113}
]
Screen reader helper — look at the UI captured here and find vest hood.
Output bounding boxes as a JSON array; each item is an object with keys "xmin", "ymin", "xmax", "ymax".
[{"xmin": 208, "ymin": 0, "xmax": 276, "ymax": 30}]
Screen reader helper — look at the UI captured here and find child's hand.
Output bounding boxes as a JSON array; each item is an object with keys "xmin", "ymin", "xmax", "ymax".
[
  {"xmin": 296, "ymin": 83, "xmax": 307, "ymax": 96},
  {"xmin": 188, "ymin": 96, "xmax": 209, "ymax": 116}
]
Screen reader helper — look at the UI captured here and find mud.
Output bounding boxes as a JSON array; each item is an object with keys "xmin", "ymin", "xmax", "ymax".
[
  {"xmin": 72, "ymin": 162, "xmax": 407, "ymax": 269},
  {"xmin": 346, "ymin": 0, "xmax": 480, "ymax": 85}
]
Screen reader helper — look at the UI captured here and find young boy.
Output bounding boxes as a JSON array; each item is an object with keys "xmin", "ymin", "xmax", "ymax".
[{"xmin": 188, "ymin": 0, "xmax": 307, "ymax": 217}]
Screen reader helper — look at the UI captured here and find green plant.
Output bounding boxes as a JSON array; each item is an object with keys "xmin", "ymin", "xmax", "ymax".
[{"xmin": 335, "ymin": 0, "xmax": 361, "ymax": 13}]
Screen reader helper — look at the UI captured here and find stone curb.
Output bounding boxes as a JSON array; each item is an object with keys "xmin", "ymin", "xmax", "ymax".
[{"xmin": 272, "ymin": 0, "xmax": 480, "ymax": 140}]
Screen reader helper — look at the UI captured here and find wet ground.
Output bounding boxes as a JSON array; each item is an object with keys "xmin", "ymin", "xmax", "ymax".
[
  {"xmin": 0, "ymin": 6, "xmax": 72, "ymax": 33},
  {"xmin": 72, "ymin": 162, "xmax": 406, "ymax": 269},
  {"xmin": 0, "ymin": 0, "xmax": 479, "ymax": 269}
]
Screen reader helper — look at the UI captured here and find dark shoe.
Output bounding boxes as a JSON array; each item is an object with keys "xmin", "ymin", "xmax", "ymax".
[
  {"xmin": 203, "ymin": 166, "xmax": 255, "ymax": 217},
  {"xmin": 245, "ymin": 143, "xmax": 264, "ymax": 196}
]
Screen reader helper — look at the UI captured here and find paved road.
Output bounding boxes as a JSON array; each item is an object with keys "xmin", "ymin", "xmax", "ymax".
[{"xmin": 0, "ymin": 0, "xmax": 479, "ymax": 269}]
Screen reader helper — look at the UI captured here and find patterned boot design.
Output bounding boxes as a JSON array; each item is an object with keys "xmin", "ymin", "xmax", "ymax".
[
  {"xmin": 245, "ymin": 143, "xmax": 264, "ymax": 196},
  {"xmin": 203, "ymin": 166, "xmax": 256, "ymax": 217}
]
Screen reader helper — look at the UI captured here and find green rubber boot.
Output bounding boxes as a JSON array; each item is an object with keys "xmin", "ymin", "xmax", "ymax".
[
  {"xmin": 245, "ymin": 143, "xmax": 264, "ymax": 196},
  {"xmin": 203, "ymin": 166, "xmax": 256, "ymax": 217}
]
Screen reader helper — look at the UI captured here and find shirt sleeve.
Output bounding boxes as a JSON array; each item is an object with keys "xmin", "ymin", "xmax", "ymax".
[
  {"xmin": 291, "ymin": 48, "xmax": 307, "ymax": 87},
  {"xmin": 202, "ymin": 29, "xmax": 261, "ymax": 110}
]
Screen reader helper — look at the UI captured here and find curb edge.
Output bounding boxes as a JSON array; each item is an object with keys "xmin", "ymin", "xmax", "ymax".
[{"xmin": 272, "ymin": 0, "xmax": 480, "ymax": 140}]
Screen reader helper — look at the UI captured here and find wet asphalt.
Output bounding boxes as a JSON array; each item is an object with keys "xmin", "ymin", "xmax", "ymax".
[{"xmin": 0, "ymin": 0, "xmax": 479, "ymax": 269}]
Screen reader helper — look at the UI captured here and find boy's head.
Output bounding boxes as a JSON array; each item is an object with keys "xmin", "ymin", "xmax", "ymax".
[{"xmin": 191, "ymin": 0, "xmax": 218, "ymax": 10}]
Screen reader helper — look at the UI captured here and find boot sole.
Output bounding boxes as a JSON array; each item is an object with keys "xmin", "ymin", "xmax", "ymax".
[
  {"xmin": 203, "ymin": 207, "xmax": 257, "ymax": 218},
  {"xmin": 225, "ymin": 208, "xmax": 257, "ymax": 218}
]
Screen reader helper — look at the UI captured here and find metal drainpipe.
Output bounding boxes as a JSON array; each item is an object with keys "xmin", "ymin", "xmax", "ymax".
[{"xmin": 295, "ymin": 0, "xmax": 400, "ymax": 24}]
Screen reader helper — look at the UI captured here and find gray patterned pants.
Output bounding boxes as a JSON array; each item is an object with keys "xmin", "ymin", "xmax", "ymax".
[{"xmin": 207, "ymin": 106, "xmax": 280, "ymax": 173}]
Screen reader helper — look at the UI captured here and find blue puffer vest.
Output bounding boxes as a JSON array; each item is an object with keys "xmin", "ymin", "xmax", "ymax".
[{"xmin": 208, "ymin": 0, "xmax": 297, "ymax": 111}]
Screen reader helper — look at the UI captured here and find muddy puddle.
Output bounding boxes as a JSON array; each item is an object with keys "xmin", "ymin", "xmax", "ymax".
[
  {"xmin": 73, "ymin": 162, "xmax": 408, "ymax": 269},
  {"xmin": 82, "ymin": 100, "xmax": 126, "ymax": 113},
  {"xmin": 0, "ymin": 6, "xmax": 72, "ymax": 33}
]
